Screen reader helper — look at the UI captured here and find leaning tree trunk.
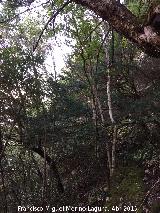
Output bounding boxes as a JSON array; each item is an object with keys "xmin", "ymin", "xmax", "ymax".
[
  {"xmin": 31, "ymin": 147, "xmax": 64, "ymax": 194},
  {"xmin": 73, "ymin": 0, "xmax": 160, "ymax": 57}
]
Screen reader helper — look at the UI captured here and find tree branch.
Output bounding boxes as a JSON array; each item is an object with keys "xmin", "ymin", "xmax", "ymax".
[
  {"xmin": 31, "ymin": 147, "xmax": 64, "ymax": 194},
  {"xmin": 33, "ymin": 0, "xmax": 72, "ymax": 52},
  {"xmin": 0, "ymin": 0, "xmax": 50, "ymax": 24},
  {"xmin": 73, "ymin": 0, "xmax": 160, "ymax": 57}
]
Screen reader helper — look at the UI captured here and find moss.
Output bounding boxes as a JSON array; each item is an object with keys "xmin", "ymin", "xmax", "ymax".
[
  {"xmin": 105, "ymin": 166, "xmax": 145, "ymax": 212},
  {"xmin": 151, "ymin": 200, "xmax": 160, "ymax": 213}
]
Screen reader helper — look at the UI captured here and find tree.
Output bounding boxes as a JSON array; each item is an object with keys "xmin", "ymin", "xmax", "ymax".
[
  {"xmin": 1, "ymin": 0, "xmax": 160, "ymax": 212},
  {"xmin": 73, "ymin": 0, "xmax": 160, "ymax": 57},
  {"xmin": 1, "ymin": 0, "xmax": 160, "ymax": 56}
]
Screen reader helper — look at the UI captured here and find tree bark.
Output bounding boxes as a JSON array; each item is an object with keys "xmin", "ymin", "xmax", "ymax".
[
  {"xmin": 31, "ymin": 147, "xmax": 64, "ymax": 194},
  {"xmin": 73, "ymin": 0, "xmax": 160, "ymax": 57}
]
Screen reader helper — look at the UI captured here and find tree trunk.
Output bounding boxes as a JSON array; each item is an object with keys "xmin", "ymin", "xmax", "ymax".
[
  {"xmin": 31, "ymin": 147, "xmax": 64, "ymax": 194},
  {"xmin": 73, "ymin": 0, "xmax": 160, "ymax": 57}
]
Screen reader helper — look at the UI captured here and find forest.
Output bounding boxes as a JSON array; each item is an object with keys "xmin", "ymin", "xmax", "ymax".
[{"xmin": 0, "ymin": 0, "xmax": 160, "ymax": 212}]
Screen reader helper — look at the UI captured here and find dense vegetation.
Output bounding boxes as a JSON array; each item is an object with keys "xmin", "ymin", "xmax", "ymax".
[{"xmin": 0, "ymin": 0, "xmax": 160, "ymax": 212}]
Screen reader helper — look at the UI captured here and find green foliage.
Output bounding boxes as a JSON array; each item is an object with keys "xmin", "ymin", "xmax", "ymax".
[
  {"xmin": 107, "ymin": 166, "xmax": 144, "ymax": 209},
  {"xmin": 1, "ymin": 0, "xmax": 160, "ymax": 211}
]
